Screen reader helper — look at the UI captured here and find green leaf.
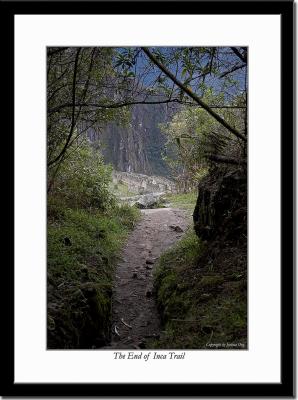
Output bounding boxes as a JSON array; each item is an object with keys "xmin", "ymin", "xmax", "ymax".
[{"xmin": 181, "ymin": 68, "xmax": 188, "ymax": 78}]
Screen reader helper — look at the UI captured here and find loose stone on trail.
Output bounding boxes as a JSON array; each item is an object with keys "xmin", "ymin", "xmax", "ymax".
[{"xmin": 169, "ymin": 225, "xmax": 184, "ymax": 232}]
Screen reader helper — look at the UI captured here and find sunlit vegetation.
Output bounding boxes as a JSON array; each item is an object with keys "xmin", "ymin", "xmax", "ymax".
[{"xmin": 164, "ymin": 191, "xmax": 197, "ymax": 213}]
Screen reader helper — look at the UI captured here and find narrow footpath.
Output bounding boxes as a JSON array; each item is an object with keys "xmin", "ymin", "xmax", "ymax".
[{"xmin": 109, "ymin": 207, "xmax": 188, "ymax": 349}]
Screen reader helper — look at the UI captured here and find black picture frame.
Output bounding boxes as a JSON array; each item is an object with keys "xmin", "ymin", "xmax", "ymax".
[{"xmin": 3, "ymin": 0, "xmax": 294, "ymax": 397}]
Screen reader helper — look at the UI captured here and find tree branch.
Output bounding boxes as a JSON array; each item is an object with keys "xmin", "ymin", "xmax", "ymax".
[
  {"xmin": 49, "ymin": 98, "xmax": 183, "ymax": 114},
  {"xmin": 230, "ymin": 47, "xmax": 247, "ymax": 64},
  {"xmin": 49, "ymin": 99, "xmax": 246, "ymax": 115},
  {"xmin": 219, "ymin": 63, "xmax": 246, "ymax": 78}
]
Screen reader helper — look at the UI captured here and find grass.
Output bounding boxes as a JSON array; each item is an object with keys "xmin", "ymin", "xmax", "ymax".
[
  {"xmin": 47, "ymin": 199, "xmax": 140, "ymax": 349},
  {"xmin": 164, "ymin": 191, "xmax": 197, "ymax": 213},
  {"xmin": 152, "ymin": 229, "xmax": 247, "ymax": 349}
]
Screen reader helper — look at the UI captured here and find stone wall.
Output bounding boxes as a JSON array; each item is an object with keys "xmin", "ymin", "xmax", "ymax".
[{"xmin": 112, "ymin": 171, "xmax": 176, "ymax": 194}]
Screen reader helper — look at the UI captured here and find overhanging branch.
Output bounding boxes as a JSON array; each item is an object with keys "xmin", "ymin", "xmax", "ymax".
[{"xmin": 48, "ymin": 99, "xmax": 246, "ymax": 115}]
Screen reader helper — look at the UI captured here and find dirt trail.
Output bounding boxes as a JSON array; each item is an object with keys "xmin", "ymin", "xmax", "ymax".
[{"xmin": 108, "ymin": 207, "xmax": 189, "ymax": 349}]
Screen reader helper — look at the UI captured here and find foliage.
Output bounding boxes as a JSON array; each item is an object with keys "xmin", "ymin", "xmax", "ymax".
[
  {"xmin": 160, "ymin": 90, "xmax": 245, "ymax": 190},
  {"xmin": 49, "ymin": 141, "xmax": 115, "ymax": 210}
]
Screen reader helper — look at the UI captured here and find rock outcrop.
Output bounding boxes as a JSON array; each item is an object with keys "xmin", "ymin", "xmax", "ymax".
[
  {"xmin": 135, "ymin": 193, "xmax": 163, "ymax": 209},
  {"xmin": 193, "ymin": 166, "xmax": 247, "ymax": 242}
]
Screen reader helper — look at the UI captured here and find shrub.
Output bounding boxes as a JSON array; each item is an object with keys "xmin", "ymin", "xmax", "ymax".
[{"xmin": 50, "ymin": 142, "xmax": 116, "ymax": 210}]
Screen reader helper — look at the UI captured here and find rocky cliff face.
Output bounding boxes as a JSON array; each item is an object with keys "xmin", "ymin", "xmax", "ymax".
[{"xmin": 88, "ymin": 103, "xmax": 175, "ymax": 177}]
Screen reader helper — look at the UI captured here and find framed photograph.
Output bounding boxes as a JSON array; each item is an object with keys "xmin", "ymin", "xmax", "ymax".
[{"xmin": 4, "ymin": 0, "xmax": 294, "ymax": 397}]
